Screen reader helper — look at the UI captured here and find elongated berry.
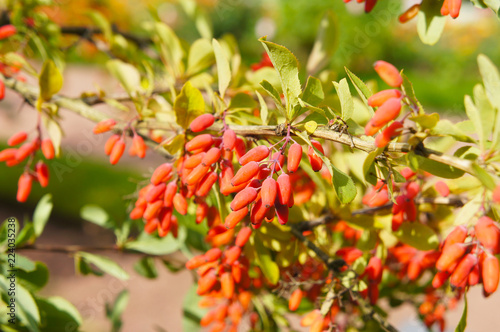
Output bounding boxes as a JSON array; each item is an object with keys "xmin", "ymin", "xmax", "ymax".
[
  {"xmin": 399, "ymin": 4, "xmax": 420, "ymax": 23},
  {"xmin": 129, "ymin": 206, "xmax": 145, "ymax": 220},
  {"xmin": 239, "ymin": 145, "xmax": 269, "ymax": 165},
  {"xmin": 0, "ymin": 25, "xmax": 16, "ymax": 40},
  {"xmin": 0, "ymin": 148, "xmax": 17, "ymax": 162},
  {"xmin": 143, "ymin": 201, "xmax": 163, "ymax": 220},
  {"xmin": 441, "ymin": 0, "xmax": 450, "ymax": 15},
  {"xmin": 15, "ymin": 141, "xmax": 36, "ymax": 161},
  {"xmin": 287, "ymin": 143, "xmax": 302, "ymax": 173},
  {"xmin": 132, "ymin": 134, "xmax": 147, "ymax": 158},
  {"xmin": 375, "ymin": 121, "xmax": 403, "ymax": 148},
  {"xmin": 0, "ymin": 81, "xmax": 4, "ymax": 100},
  {"xmin": 475, "ymin": 216, "xmax": 500, "ymax": 254},
  {"xmin": 231, "ymin": 161, "xmax": 259, "ymax": 186},
  {"xmin": 365, "ymin": 119, "xmax": 383, "ymax": 136},
  {"xmin": 374, "ymin": 61, "xmax": 403, "ymax": 87},
  {"xmin": 173, "ymin": 193, "xmax": 188, "ymax": 215},
  {"xmin": 289, "ymin": 289, "xmax": 303, "ymax": 311},
  {"xmin": 368, "ymin": 90, "xmax": 402, "ymax": 107},
  {"xmin": 442, "ymin": 225, "xmax": 468, "ymax": 250},
  {"xmin": 275, "ymin": 203, "xmax": 289, "ymax": 225},
  {"xmin": 435, "ymin": 181, "xmax": 450, "ymax": 197},
  {"xmin": 365, "ymin": 0, "xmax": 377, "ymax": 13},
  {"xmin": 235, "ymin": 227, "xmax": 252, "ymax": 247},
  {"xmin": 223, "ymin": 129, "xmax": 236, "ymax": 151},
  {"xmin": 371, "ymin": 98, "xmax": 402, "ymax": 127},
  {"xmin": 365, "ymin": 256, "xmax": 383, "ymax": 283},
  {"xmin": 482, "ymin": 255, "xmax": 499, "ymax": 296},
  {"xmin": 224, "ymin": 246, "xmax": 242, "ymax": 265},
  {"xmin": 225, "ymin": 207, "xmax": 249, "ymax": 229},
  {"xmin": 450, "ymin": 254, "xmax": 477, "ymax": 287},
  {"xmin": 250, "ymin": 200, "xmax": 269, "ymax": 225},
  {"xmin": 307, "ymin": 140, "xmax": 324, "ymax": 172},
  {"xmin": 110, "ymin": 139, "xmax": 125, "ymax": 165},
  {"xmin": 202, "ymin": 147, "xmax": 221, "ymax": 166},
  {"xmin": 277, "ymin": 174, "xmax": 292, "ymax": 206},
  {"xmin": 234, "ymin": 138, "xmax": 246, "ymax": 159},
  {"xmin": 432, "ymin": 271, "xmax": 450, "ymax": 288},
  {"xmin": 36, "ymin": 161, "xmax": 49, "ymax": 187},
  {"xmin": 204, "ymin": 248, "xmax": 222, "ymax": 262},
  {"xmin": 151, "ymin": 163, "xmax": 173, "ymax": 185},
  {"xmin": 230, "ymin": 187, "xmax": 258, "ymax": 211},
  {"xmin": 195, "ymin": 201, "xmax": 209, "ymax": 224},
  {"xmin": 186, "ymin": 164, "xmax": 209, "ymax": 185},
  {"xmin": 93, "ymin": 119, "xmax": 116, "ymax": 134},
  {"xmin": 221, "ymin": 272, "xmax": 235, "ymax": 299},
  {"xmin": 197, "ymin": 270, "xmax": 217, "ymax": 295},
  {"xmin": 17, "ymin": 173, "xmax": 32, "ymax": 202},
  {"xmin": 190, "ymin": 114, "xmax": 215, "ymax": 132},
  {"xmin": 185, "ymin": 134, "xmax": 213, "ymax": 152},
  {"xmin": 8, "ymin": 131, "xmax": 27, "ymax": 146},
  {"xmin": 104, "ymin": 135, "xmax": 120, "ymax": 156},
  {"xmin": 196, "ymin": 172, "xmax": 218, "ymax": 197},
  {"xmin": 449, "ymin": 0, "xmax": 461, "ymax": 18},
  {"xmin": 145, "ymin": 183, "xmax": 166, "ymax": 202},
  {"xmin": 261, "ymin": 178, "xmax": 277, "ymax": 208}
]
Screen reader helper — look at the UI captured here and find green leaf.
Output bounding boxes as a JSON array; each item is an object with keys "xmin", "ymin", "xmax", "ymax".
[
  {"xmin": 212, "ymin": 39, "xmax": 231, "ymax": 99},
  {"xmin": 39, "ymin": 60, "xmax": 63, "ymax": 101},
  {"xmin": 254, "ymin": 234, "xmax": 280, "ymax": 284},
  {"xmin": 430, "ymin": 120, "xmax": 475, "ymax": 143},
  {"xmin": 124, "ymin": 232, "xmax": 179, "ymax": 255},
  {"xmin": 260, "ymin": 80, "xmax": 286, "ymax": 116},
  {"xmin": 106, "ymin": 290, "xmax": 129, "ymax": 332},
  {"xmin": 80, "ymin": 204, "xmax": 111, "ymax": 228},
  {"xmin": 307, "ymin": 10, "xmax": 338, "ymax": 75},
  {"xmin": 77, "ymin": 252, "xmax": 129, "ymax": 280},
  {"xmin": 345, "ymin": 67, "xmax": 373, "ymax": 105},
  {"xmin": 256, "ymin": 91, "xmax": 269, "ymax": 125},
  {"xmin": 16, "ymin": 222, "xmax": 35, "ymax": 247},
  {"xmin": 133, "ymin": 257, "xmax": 158, "ymax": 279},
  {"xmin": 394, "ymin": 223, "xmax": 439, "ymax": 251},
  {"xmin": 333, "ymin": 78, "xmax": 354, "ymax": 121},
  {"xmin": 410, "ymin": 153, "xmax": 465, "ymax": 179},
  {"xmin": 455, "ymin": 293, "xmax": 468, "ymax": 332},
  {"xmin": 106, "ymin": 59, "xmax": 141, "ymax": 96},
  {"xmin": 228, "ymin": 93, "xmax": 258, "ymax": 110},
  {"xmin": 17, "ymin": 261, "xmax": 49, "ymax": 292},
  {"xmin": 174, "ymin": 81, "xmax": 205, "ymax": 129},
  {"xmin": 410, "ymin": 113, "xmax": 439, "ymax": 129},
  {"xmin": 471, "ymin": 163, "xmax": 496, "ymax": 190},
  {"xmin": 477, "ymin": 54, "xmax": 500, "ymax": 111},
  {"xmin": 259, "ymin": 37, "xmax": 302, "ymax": 120},
  {"xmin": 187, "ymin": 39, "xmax": 215, "ymax": 76},
  {"xmin": 301, "ymin": 76, "xmax": 324, "ymax": 107},
  {"xmin": 182, "ymin": 285, "xmax": 207, "ymax": 332},
  {"xmin": 363, "ymin": 150, "xmax": 382, "ymax": 185},
  {"xmin": 465, "ymin": 94, "xmax": 485, "ymax": 150},
  {"xmin": 473, "ymin": 84, "xmax": 495, "ymax": 144},
  {"xmin": 87, "ymin": 11, "xmax": 113, "ymax": 42},
  {"xmin": 152, "ymin": 22, "xmax": 184, "ymax": 77},
  {"xmin": 16, "ymin": 254, "xmax": 37, "ymax": 272},
  {"xmin": 36, "ymin": 297, "xmax": 82, "ymax": 332},
  {"xmin": 401, "ymin": 73, "xmax": 424, "ymax": 114},
  {"xmin": 33, "ymin": 194, "xmax": 53, "ymax": 237},
  {"xmin": 455, "ymin": 195, "xmax": 482, "ymax": 226},
  {"xmin": 416, "ymin": 11, "xmax": 446, "ymax": 45}
]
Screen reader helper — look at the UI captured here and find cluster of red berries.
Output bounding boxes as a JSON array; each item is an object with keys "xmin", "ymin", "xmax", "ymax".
[
  {"xmin": 0, "ymin": 131, "xmax": 55, "ymax": 202},
  {"xmin": 0, "ymin": 24, "xmax": 26, "ymax": 84},
  {"xmin": 433, "ymin": 217, "xmax": 499, "ymax": 296},
  {"xmin": 365, "ymin": 61, "xmax": 406, "ymax": 149},
  {"xmin": 185, "ymin": 227, "xmax": 257, "ymax": 332},
  {"xmin": 93, "ymin": 119, "xmax": 148, "ymax": 164}
]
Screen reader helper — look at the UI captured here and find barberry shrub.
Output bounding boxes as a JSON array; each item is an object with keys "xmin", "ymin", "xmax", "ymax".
[{"xmin": 1, "ymin": 1, "xmax": 500, "ymax": 332}]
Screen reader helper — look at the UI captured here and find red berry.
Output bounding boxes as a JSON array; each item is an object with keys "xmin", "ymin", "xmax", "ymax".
[
  {"xmin": 190, "ymin": 114, "xmax": 215, "ymax": 132},
  {"xmin": 374, "ymin": 60, "xmax": 403, "ymax": 87}
]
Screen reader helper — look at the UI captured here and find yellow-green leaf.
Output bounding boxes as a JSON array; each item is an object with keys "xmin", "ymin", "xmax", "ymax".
[
  {"xmin": 39, "ymin": 60, "xmax": 63, "ymax": 101},
  {"xmin": 174, "ymin": 81, "xmax": 205, "ymax": 129}
]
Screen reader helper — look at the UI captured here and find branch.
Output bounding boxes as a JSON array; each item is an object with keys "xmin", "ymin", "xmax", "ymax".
[{"xmin": 63, "ymin": 25, "xmax": 152, "ymax": 49}]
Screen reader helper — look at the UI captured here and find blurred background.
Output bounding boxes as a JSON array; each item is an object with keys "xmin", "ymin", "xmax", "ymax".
[{"xmin": 1, "ymin": 0, "xmax": 500, "ymax": 331}]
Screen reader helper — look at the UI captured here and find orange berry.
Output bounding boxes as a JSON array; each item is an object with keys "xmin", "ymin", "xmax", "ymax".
[
  {"xmin": 399, "ymin": 4, "xmax": 420, "ymax": 23},
  {"xmin": 482, "ymin": 255, "xmax": 499, "ymax": 296},
  {"xmin": 493, "ymin": 184, "xmax": 500, "ymax": 203},
  {"xmin": 151, "ymin": 163, "xmax": 173, "ymax": 185},
  {"xmin": 36, "ymin": 161, "xmax": 49, "ymax": 188},
  {"xmin": 441, "ymin": 0, "xmax": 450, "ymax": 15},
  {"xmin": 223, "ymin": 129, "xmax": 236, "ymax": 151},
  {"xmin": 375, "ymin": 121, "xmax": 403, "ymax": 148},
  {"xmin": 204, "ymin": 248, "xmax": 222, "ymax": 262},
  {"xmin": 450, "ymin": 253, "xmax": 477, "ymax": 287},
  {"xmin": 261, "ymin": 178, "xmax": 277, "ymax": 208},
  {"xmin": 300, "ymin": 309, "xmax": 321, "ymax": 327},
  {"xmin": 184, "ymin": 152, "xmax": 205, "ymax": 169},
  {"xmin": 0, "ymin": 25, "xmax": 16, "ymax": 40},
  {"xmin": 449, "ymin": 0, "xmax": 461, "ymax": 18},
  {"xmin": 371, "ymin": 98, "xmax": 402, "ymax": 127},
  {"xmin": 468, "ymin": 264, "xmax": 480, "ymax": 286},
  {"xmin": 0, "ymin": 81, "xmax": 4, "ymax": 100},
  {"xmin": 475, "ymin": 216, "xmax": 500, "ymax": 254},
  {"xmin": 197, "ymin": 270, "xmax": 218, "ymax": 295},
  {"xmin": 288, "ymin": 289, "xmax": 303, "ymax": 311},
  {"xmin": 144, "ymin": 218, "xmax": 159, "ymax": 234},
  {"xmin": 234, "ymin": 137, "xmax": 246, "ymax": 159},
  {"xmin": 190, "ymin": 114, "xmax": 215, "ymax": 132},
  {"xmin": 196, "ymin": 201, "xmax": 209, "ymax": 224},
  {"xmin": 163, "ymin": 182, "xmax": 178, "ymax": 207},
  {"xmin": 93, "ymin": 119, "xmax": 116, "ymax": 134},
  {"xmin": 368, "ymin": 89, "xmax": 402, "ymax": 107},
  {"xmin": 250, "ymin": 199, "xmax": 269, "ymax": 225},
  {"xmin": 109, "ymin": 139, "xmax": 125, "ymax": 165},
  {"xmin": 0, "ymin": 148, "xmax": 17, "ymax": 162},
  {"xmin": 196, "ymin": 172, "xmax": 218, "ymax": 197},
  {"xmin": 239, "ymin": 145, "xmax": 270, "ymax": 165},
  {"xmin": 186, "ymin": 255, "xmax": 207, "ymax": 270},
  {"xmin": 435, "ymin": 181, "xmax": 450, "ymax": 197},
  {"xmin": 374, "ymin": 60, "xmax": 403, "ymax": 87},
  {"xmin": 287, "ymin": 143, "xmax": 302, "ymax": 173},
  {"xmin": 235, "ymin": 227, "xmax": 252, "ymax": 247},
  {"xmin": 173, "ymin": 193, "xmax": 188, "ymax": 215},
  {"xmin": 276, "ymin": 173, "xmax": 292, "ymax": 206},
  {"xmin": 407, "ymin": 258, "xmax": 422, "ymax": 281},
  {"xmin": 432, "ymin": 271, "xmax": 450, "ymax": 288},
  {"xmin": 442, "ymin": 225, "xmax": 468, "ymax": 250},
  {"xmin": 186, "ymin": 134, "xmax": 213, "ymax": 152},
  {"xmin": 221, "ymin": 272, "xmax": 235, "ymax": 299},
  {"xmin": 230, "ymin": 187, "xmax": 258, "ymax": 211},
  {"xmin": 129, "ymin": 206, "xmax": 145, "ymax": 220},
  {"xmin": 307, "ymin": 140, "xmax": 324, "ymax": 172},
  {"xmin": 436, "ymin": 243, "xmax": 467, "ymax": 271},
  {"xmin": 336, "ymin": 247, "xmax": 363, "ymax": 264},
  {"xmin": 132, "ymin": 134, "xmax": 147, "ymax": 158},
  {"xmin": 224, "ymin": 246, "xmax": 242, "ymax": 265},
  {"xmin": 186, "ymin": 164, "xmax": 209, "ymax": 185},
  {"xmin": 104, "ymin": 135, "xmax": 120, "ymax": 156},
  {"xmin": 365, "ymin": 119, "xmax": 383, "ymax": 136},
  {"xmin": 202, "ymin": 147, "xmax": 221, "ymax": 166},
  {"xmin": 143, "ymin": 201, "xmax": 163, "ymax": 220},
  {"xmin": 8, "ymin": 131, "xmax": 27, "ymax": 146},
  {"xmin": 231, "ymin": 161, "xmax": 260, "ymax": 186},
  {"xmin": 225, "ymin": 207, "xmax": 249, "ymax": 229},
  {"xmin": 365, "ymin": 256, "xmax": 383, "ymax": 283},
  {"xmin": 145, "ymin": 183, "xmax": 166, "ymax": 203},
  {"xmin": 200, "ymin": 310, "xmax": 215, "ymax": 327},
  {"xmin": 17, "ymin": 173, "xmax": 32, "ymax": 202},
  {"xmin": 15, "ymin": 141, "xmax": 36, "ymax": 161},
  {"xmin": 275, "ymin": 202, "xmax": 289, "ymax": 225}
]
